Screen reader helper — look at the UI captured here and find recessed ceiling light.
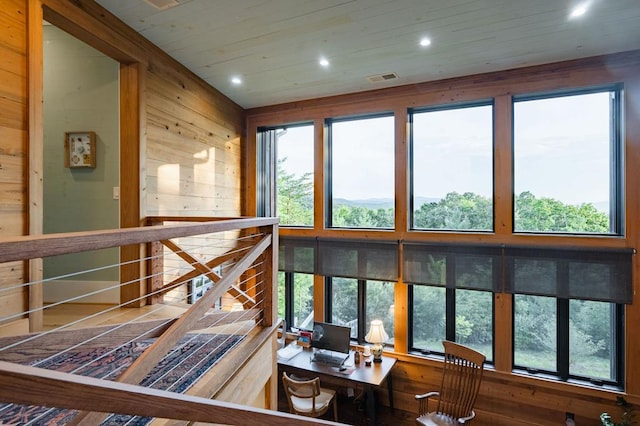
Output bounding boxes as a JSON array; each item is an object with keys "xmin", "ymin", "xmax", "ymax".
[
  {"xmin": 231, "ymin": 76, "xmax": 242, "ymax": 85},
  {"xmin": 319, "ymin": 57, "xmax": 330, "ymax": 67},
  {"xmin": 569, "ymin": 3, "xmax": 588, "ymax": 19},
  {"xmin": 419, "ymin": 37, "xmax": 431, "ymax": 47}
]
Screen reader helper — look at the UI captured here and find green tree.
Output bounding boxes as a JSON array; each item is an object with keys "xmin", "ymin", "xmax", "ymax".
[
  {"xmin": 331, "ymin": 277, "xmax": 358, "ymax": 329},
  {"xmin": 571, "ymin": 300, "xmax": 611, "ymax": 356},
  {"xmin": 413, "ymin": 192, "xmax": 492, "ymax": 230},
  {"xmin": 411, "ymin": 190, "xmax": 608, "ymax": 233},
  {"xmin": 292, "ymin": 273, "xmax": 314, "ymax": 327},
  {"xmin": 515, "ymin": 191, "xmax": 608, "ymax": 232},
  {"xmin": 277, "ymin": 157, "xmax": 313, "ymax": 226},
  {"xmin": 332, "ymin": 205, "xmax": 394, "ymax": 228},
  {"xmin": 456, "ymin": 290, "xmax": 493, "ymax": 345},
  {"xmin": 412, "ymin": 286, "xmax": 446, "ymax": 349},
  {"xmin": 514, "ymin": 295, "xmax": 556, "ymax": 352},
  {"xmin": 366, "ymin": 281, "xmax": 395, "ymax": 338}
]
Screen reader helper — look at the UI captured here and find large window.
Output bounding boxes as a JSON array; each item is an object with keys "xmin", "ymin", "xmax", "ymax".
[
  {"xmin": 262, "ymin": 82, "xmax": 630, "ymax": 391},
  {"xmin": 328, "ymin": 114, "xmax": 395, "ymax": 229},
  {"xmin": 257, "ymin": 124, "xmax": 314, "ymax": 225},
  {"xmin": 513, "ymin": 87, "xmax": 623, "ymax": 234},
  {"xmin": 410, "ymin": 103, "xmax": 494, "ymax": 231},
  {"xmin": 277, "ymin": 124, "xmax": 314, "ymax": 226}
]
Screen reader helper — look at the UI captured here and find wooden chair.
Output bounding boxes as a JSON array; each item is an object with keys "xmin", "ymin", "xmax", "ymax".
[
  {"xmin": 415, "ymin": 341, "xmax": 486, "ymax": 425},
  {"xmin": 281, "ymin": 372, "xmax": 338, "ymax": 422}
]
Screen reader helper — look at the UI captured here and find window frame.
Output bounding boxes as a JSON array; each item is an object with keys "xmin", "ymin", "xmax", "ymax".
[
  {"xmin": 408, "ymin": 100, "xmax": 495, "ymax": 232},
  {"xmin": 511, "ymin": 84, "xmax": 624, "ymax": 236},
  {"xmin": 408, "ymin": 284, "xmax": 495, "ymax": 363},
  {"xmin": 512, "ymin": 295, "xmax": 625, "ymax": 389},
  {"xmin": 278, "ymin": 271, "xmax": 314, "ymax": 332},
  {"xmin": 325, "ymin": 276, "xmax": 366, "ymax": 341},
  {"xmin": 325, "ymin": 276, "xmax": 395, "ymax": 346},
  {"xmin": 325, "ymin": 112, "xmax": 396, "ymax": 229},
  {"xmin": 257, "ymin": 122, "xmax": 315, "ymax": 227}
]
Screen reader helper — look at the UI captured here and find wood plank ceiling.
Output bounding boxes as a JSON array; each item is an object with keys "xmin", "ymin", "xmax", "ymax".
[{"xmin": 95, "ymin": 0, "xmax": 640, "ymax": 109}]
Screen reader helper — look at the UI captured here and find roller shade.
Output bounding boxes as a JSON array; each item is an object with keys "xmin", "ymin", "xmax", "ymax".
[
  {"xmin": 278, "ymin": 237, "xmax": 316, "ymax": 274},
  {"xmin": 317, "ymin": 239, "xmax": 398, "ymax": 282},
  {"xmin": 504, "ymin": 247, "xmax": 633, "ymax": 304},
  {"xmin": 279, "ymin": 237, "xmax": 634, "ymax": 303},
  {"xmin": 403, "ymin": 243, "xmax": 502, "ymax": 291}
]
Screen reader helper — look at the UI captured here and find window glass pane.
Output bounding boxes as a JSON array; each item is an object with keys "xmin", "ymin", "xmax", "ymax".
[
  {"xmin": 456, "ymin": 289, "xmax": 493, "ymax": 362},
  {"xmin": 514, "ymin": 295, "xmax": 556, "ymax": 372},
  {"xmin": 331, "ymin": 277, "xmax": 358, "ymax": 338},
  {"xmin": 411, "ymin": 286, "xmax": 445, "ymax": 353},
  {"xmin": 278, "ymin": 272, "xmax": 314, "ymax": 330},
  {"xmin": 330, "ymin": 115, "xmax": 394, "ymax": 229},
  {"xmin": 513, "ymin": 91, "xmax": 616, "ymax": 233},
  {"xmin": 277, "ymin": 271, "xmax": 285, "ymax": 321},
  {"xmin": 277, "ymin": 125, "xmax": 314, "ymax": 226},
  {"xmin": 365, "ymin": 281, "xmax": 395, "ymax": 345},
  {"xmin": 570, "ymin": 300, "xmax": 615, "ymax": 381},
  {"xmin": 292, "ymin": 273, "xmax": 314, "ymax": 329},
  {"xmin": 412, "ymin": 105, "xmax": 493, "ymax": 231}
]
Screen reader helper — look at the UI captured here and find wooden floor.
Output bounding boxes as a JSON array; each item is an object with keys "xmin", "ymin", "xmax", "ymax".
[{"xmin": 277, "ymin": 382, "xmax": 416, "ymax": 426}]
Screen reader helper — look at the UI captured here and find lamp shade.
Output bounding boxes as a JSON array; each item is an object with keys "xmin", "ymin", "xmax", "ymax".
[{"xmin": 365, "ymin": 319, "xmax": 389, "ymax": 344}]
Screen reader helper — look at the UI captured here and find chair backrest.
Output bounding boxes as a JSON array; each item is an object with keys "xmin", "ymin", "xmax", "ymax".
[
  {"xmin": 281, "ymin": 372, "xmax": 322, "ymax": 415},
  {"xmin": 436, "ymin": 341, "xmax": 486, "ymax": 420}
]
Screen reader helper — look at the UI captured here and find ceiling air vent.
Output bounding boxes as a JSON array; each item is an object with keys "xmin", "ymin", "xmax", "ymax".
[
  {"xmin": 366, "ymin": 72, "xmax": 399, "ymax": 83},
  {"xmin": 144, "ymin": 0, "xmax": 182, "ymax": 10}
]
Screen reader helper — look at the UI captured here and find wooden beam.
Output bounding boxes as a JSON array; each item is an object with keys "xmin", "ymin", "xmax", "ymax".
[
  {"xmin": 120, "ymin": 62, "xmax": 143, "ymax": 307},
  {"xmin": 624, "ymin": 75, "xmax": 640, "ymax": 395},
  {"xmin": 493, "ymin": 94, "xmax": 513, "ymax": 236},
  {"xmin": 27, "ymin": 0, "xmax": 43, "ymax": 332}
]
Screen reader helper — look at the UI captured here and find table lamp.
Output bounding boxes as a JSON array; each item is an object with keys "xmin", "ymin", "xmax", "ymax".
[{"xmin": 365, "ymin": 319, "xmax": 388, "ymax": 363}]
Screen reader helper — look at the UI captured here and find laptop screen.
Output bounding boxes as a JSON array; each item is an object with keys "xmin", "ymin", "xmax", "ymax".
[{"xmin": 311, "ymin": 322, "xmax": 351, "ymax": 354}]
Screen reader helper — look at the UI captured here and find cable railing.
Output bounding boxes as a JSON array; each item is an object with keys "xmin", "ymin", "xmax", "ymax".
[{"xmin": 0, "ymin": 217, "xmax": 336, "ymax": 425}]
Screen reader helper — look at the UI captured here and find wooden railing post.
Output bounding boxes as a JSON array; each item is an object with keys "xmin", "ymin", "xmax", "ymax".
[
  {"xmin": 260, "ymin": 222, "xmax": 278, "ymax": 328},
  {"xmin": 146, "ymin": 218, "xmax": 164, "ymax": 305}
]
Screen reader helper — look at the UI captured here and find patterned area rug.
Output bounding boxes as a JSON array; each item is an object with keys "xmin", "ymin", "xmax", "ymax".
[{"xmin": 0, "ymin": 333, "xmax": 243, "ymax": 425}]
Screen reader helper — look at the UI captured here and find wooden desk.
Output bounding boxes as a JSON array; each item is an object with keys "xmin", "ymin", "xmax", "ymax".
[{"xmin": 277, "ymin": 348, "xmax": 396, "ymax": 425}]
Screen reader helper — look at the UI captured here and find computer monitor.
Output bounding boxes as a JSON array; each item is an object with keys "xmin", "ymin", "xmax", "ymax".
[{"xmin": 311, "ymin": 321, "xmax": 351, "ymax": 354}]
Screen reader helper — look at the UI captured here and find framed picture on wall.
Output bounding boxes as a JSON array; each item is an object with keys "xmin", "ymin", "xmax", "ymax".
[{"xmin": 65, "ymin": 131, "xmax": 96, "ymax": 168}]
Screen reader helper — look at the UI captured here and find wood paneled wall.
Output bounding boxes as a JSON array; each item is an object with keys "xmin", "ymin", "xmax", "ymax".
[
  {"xmin": 1, "ymin": 0, "xmax": 245, "ymax": 317},
  {"xmin": 245, "ymin": 51, "xmax": 640, "ymax": 424},
  {"xmin": 145, "ymin": 69, "xmax": 243, "ymax": 216}
]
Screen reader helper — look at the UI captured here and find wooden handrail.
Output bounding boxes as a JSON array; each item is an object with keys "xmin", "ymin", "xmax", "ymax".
[
  {"xmin": 0, "ymin": 216, "xmax": 286, "ymax": 424},
  {"xmin": 0, "ymin": 361, "xmax": 340, "ymax": 425},
  {"xmin": 0, "ymin": 217, "xmax": 278, "ymax": 263}
]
